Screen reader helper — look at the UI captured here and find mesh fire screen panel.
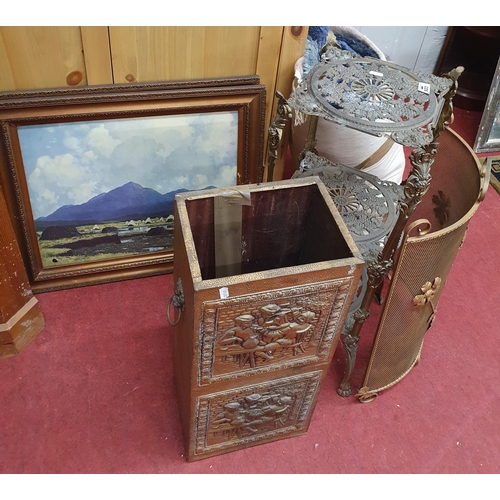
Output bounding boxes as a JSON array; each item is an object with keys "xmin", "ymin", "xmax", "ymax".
[{"xmin": 358, "ymin": 127, "xmax": 489, "ymax": 402}]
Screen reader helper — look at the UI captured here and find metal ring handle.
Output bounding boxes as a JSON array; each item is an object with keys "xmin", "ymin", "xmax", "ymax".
[
  {"xmin": 166, "ymin": 278, "xmax": 184, "ymax": 327},
  {"xmin": 167, "ymin": 295, "xmax": 182, "ymax": 326}
]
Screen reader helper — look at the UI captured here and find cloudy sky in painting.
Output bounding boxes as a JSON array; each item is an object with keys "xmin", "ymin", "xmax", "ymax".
[{"xmin": 18, "ymin": 111, "xmax": 238, "ymax": 219}]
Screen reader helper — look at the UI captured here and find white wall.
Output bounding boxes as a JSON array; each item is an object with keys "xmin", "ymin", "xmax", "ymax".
[{"xmin": 352, "ymin": 26, "xmax": 449, "ymax": 73}]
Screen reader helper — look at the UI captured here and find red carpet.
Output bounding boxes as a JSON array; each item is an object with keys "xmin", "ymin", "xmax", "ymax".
[{"xmin": 1, "ymin": 108, "xmax": 499, "ymax": 477}]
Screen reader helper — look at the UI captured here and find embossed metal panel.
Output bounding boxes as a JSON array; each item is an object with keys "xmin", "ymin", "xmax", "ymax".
[
  {"xmin": 171, "ymin": 177, "xmax": 364, "ymax": 460},
  {"xmin": 198, "ymin": 279, "xmax": 353, "ymax": 386},
  {"xmin": 194, "ymin": 371, "xmax": 322, "ymax": 457}
]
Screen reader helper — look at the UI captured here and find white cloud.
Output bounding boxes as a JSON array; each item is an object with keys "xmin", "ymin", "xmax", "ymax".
[
  {"xmin": 213, "ymin": 165, "xmax": 238, "ymax": 187},
  {"xmin": 35, "ymin": 154, "xmax": 86, "ymax": 187},
  {"xmin": 171, "ymin": 176, "xmax": 189, "ymax": 190},
  {"xmin": 198, "ymin": 115, "xmax": 237, "ymax": 155},
  {"xmin": 192, "ymin": 174, "xmax": 209, "ymax": 189},
  {"xmin": 39, "ymin": 187, "xmax": 58, "ymax": 207},
  {"xmin": 63, "ymin": 134, "xmax": 83, "ymax": 154},
  {"xmin": 83, "ymin": 150, "xmax": 98, "ymax": 162},
  {"xmin": 87, "ymin": 124, "xmax": 121, "ymax": 157},
  {"xmin": 22, "ymin": 112, "xmax": 239, "ymax": 218},
  {"xmin": 27, "ymin": 153, "xmax": 98, "ymax": 217}
]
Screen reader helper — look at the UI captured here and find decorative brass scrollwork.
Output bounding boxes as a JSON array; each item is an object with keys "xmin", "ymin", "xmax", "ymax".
[{"xmin": 266, "ymin": 92, "xmax": 292, "ymax": 182}]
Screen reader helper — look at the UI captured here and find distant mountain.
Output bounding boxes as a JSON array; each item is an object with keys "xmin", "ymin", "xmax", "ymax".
[{"xmin": 35, "ymin": 182, "xmax": 193, "ymax": 226}]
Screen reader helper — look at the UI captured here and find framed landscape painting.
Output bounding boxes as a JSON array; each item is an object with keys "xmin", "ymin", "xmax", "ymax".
[{"xmin": 0, "ymin": 77, "xmax": 265, "ymax": 291}]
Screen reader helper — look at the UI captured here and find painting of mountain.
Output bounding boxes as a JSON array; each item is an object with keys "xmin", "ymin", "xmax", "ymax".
[
  {"xmin": 34, "ymin": 182, "xmax": 192, "ymax": 229},
  {"xmin": 30, "ymin": 182, "xmax": 218, "ymax": 269},
  {"xmin": 15, "ymin": 110, "xmax": 239, "ymax": 269}
]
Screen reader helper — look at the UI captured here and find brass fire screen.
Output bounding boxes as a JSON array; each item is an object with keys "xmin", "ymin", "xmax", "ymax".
[{"xmin": 358, "ymin": 127, "xmax": 490, "ymax": 402}]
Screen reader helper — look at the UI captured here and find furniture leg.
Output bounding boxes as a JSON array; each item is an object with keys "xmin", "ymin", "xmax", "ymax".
[{"xmin": 337, "ymin": 257, "xmax": 391, "ymax": 396}]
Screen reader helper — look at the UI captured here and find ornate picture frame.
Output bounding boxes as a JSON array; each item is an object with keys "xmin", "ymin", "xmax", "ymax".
[
  {"xmin": 0, "ymin": 77, "xmax": 266, "ymax": 292},
  {"xmin": 474, "ymin": 57, "xmax": 500, "ymax": 153}
]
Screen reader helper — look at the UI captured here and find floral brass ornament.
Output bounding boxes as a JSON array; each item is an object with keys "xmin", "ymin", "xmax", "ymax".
[
  {"xmin": 413, "ymin": 277, "xmax": 442, "ymax": 329},
  {"xmin": 413, "ymin": 277, "xmax": 442, "ymax": 306},
  {"xmin": 402, "ymin": 142, "xmax": 438, "ymax": 216},
  {"xmin": 432, "ymin": 190, "xmax": 451, "ymax": 227},
  {"xmin": 287, "ymin": 46, "xmax": 456, "ymax": 147},
  {"xmin": 167, "ymin": 278, "xmax": 184, "ymax": 326},
  {"xmin": 351, "ymin": 77, "xmax": 395, "ymax": 103},
  {"xmin": 172, "ymin": 278, "xmax": 185, "ymax": 309}
]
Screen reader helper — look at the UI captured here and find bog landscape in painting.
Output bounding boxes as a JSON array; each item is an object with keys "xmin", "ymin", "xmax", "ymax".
[{"xmin": 18, "ymin": 111, "xmax": 238, "ymax": 268}]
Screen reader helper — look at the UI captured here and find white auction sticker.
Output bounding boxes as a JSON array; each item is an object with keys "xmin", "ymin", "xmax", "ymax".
[
  {"xmin": 418, "ymin": 82, "xmax": 431, "ymax": 94},
  {"xmin": 219, "ymin": 287, "xmax": 229, "ymax": 299}
]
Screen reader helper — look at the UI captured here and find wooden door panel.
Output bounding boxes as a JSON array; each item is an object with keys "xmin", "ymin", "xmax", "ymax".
[
  {"xmin": 80, "ymin": 26, "xmax": 113, "ymax": 85},
  {"xmin": 0, "ymin": 26, "xmax": 88, "ymax": 91},
  {"xmin": 108, "ymin": 26, "xmax": 262, "ymax": 83}
]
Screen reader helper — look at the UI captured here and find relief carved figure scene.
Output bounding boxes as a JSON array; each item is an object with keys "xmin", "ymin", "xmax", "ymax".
[
  {"xmin": 218, "ymin": 303, "xmax": 317, "ymax": 368},
  {"xmin": 211, "ymin": 293, "xmax": 332, "ymax": 378},
  {"xmin": 210, "ymin": 391, "xmax": 294, "ymax": 442},
  {"xmin": 199, "ymin": 281, "xmax": 350, "ymax": 385},
  {"xmin": 199, "ymin": 373, "xmax": 320, "ymax": 450}
]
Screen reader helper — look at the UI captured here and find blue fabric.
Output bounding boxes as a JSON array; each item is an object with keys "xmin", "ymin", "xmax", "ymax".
[
  {"xmin": 302, "ymin": 27, "xmax": 381, "ymax": 79},
  {"xmin": 302, "ymin": 26, "xmax": 329, "ymax": 78},
  {"xmin": 307, "ymin": 26, "xmax": 329, "ymax": 49},
  {"xmin": 302, "ymin": 39, "xmax": 320, "ymax": 77},
  {"xmin": 335, "ymin": 34, "xmax": 379, "ymax": 58}
]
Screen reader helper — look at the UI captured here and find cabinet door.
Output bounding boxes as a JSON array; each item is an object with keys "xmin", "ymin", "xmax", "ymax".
[{"xmin": 0, "ymin": 27, "xmax": 101, "ymax": 90}]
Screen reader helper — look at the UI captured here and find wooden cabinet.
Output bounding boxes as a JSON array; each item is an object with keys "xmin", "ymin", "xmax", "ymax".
[
  {"xmin": 0, "ymin": 185, "xmax": 45, "ymax": 358},
  {"xmin": 109, "ymin": 26, "xmax": 263, "ymax": 83},
  {"xmin": 0, "ymin": 27, "xmax": 89, "ymax": 89}
]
